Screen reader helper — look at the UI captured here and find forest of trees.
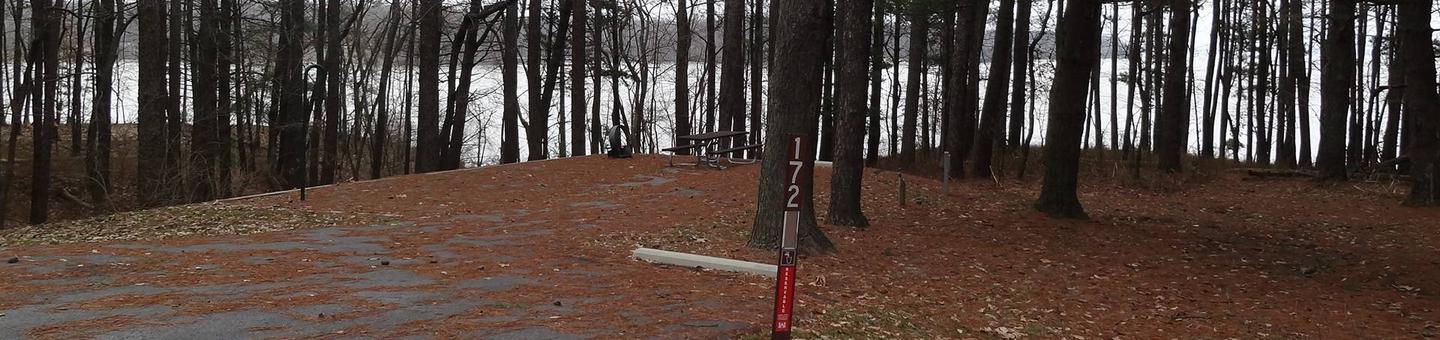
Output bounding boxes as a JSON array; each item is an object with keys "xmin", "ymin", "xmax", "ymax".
[{"xmin": 0, "ymin": 0, "xmax": 1434, "ymax": 247}]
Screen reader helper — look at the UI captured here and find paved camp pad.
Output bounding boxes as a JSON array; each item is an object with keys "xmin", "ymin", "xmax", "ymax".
[
  {"xmin": 0, "ymin": 156, "xmax": 770, "ymax": 338},
  {"xmin": 9, "ymin": 155, "xmax": 1440, "ymax": 338}
]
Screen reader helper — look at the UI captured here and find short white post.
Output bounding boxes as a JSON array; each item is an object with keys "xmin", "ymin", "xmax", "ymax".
[{"xmin": 942, "ymin": 151, "xmax": 950, "ymax": 194}]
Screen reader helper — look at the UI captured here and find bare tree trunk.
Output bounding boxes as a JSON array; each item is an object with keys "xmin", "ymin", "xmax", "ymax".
[
  {"xmin": 1035, "ymin": 0, "xmax": 1100, "ymax": 219},
  {"xmin": 373, "ymin": 1, "xmax": 402, "ymax": 173},
  {"xmin": 138, "ymin": 0, "xmax": 170, "ymax": 200},
  {"xmin": 888, "ymin": 17, "xmax": 899, "ymax": 158},
  {"xmin": 67, "ymin": 6, "xmax": 85, "ymax": 157},
  {"xmin": 1256, "ymin": 1, "xmax": 1272, "ymax": 165},
  {"xmin": 1139, "ymin": 2, "xmax": 1155, "ymax": 156},
  {"xmin": 1107, "ymin": 2, "xmax": 1118, "ymax": 152},
  {"xmin": 1299, "ymin": 0, "xmax": 1314, "ymax": 167},
  {"xmin": 276, "ymin": 0, "xmax": 307, "ymax": 188},
  {"xmin": 536, "ymin": 0, "xmax": 576, "ymax": 158},
  {"xmin": 914, "ymin": 54, "xmax": 924, "ymax": 153},
  {"xmin": 89, "ymin": 0, "xmax": 118, "ymax": 203},
  {"xmin": 944, "ymin": 3, "xmax": 965, "ymax": 178},
  {"xmin": 441, "ymin": 0, "xmax": 489, "ymax": 169},
  {"xmin": 1346, "ymin": 3, "xmax": 1367, "ymax": 167},
  {"xmin": 1124, "ymin": 1, "xmax": 1140, "ymax": 158},
  {"xmin": 719, "ymin": 0, "xmax": 746, "ymax": 156},
  {"xmin": 748, "ymin": 0, "xmax": 835, "ymax": 254},
  {"xmin": 1399, "ymin": 0, "xmax": 1438, "ymax": 204},
  {"xmin": 318, "ymin": 0, "xmax": 342, "ymax": 181},
  {"xmin": 971, "ymin": 0, "xmax": 1016, "ymax": 177},
  {"xmin": 413, "ymin": 0, "xmax": 440, "ymax": 171},
  {"xmin": 1156, "ymin": 0, "xmax": 1191, "ymax": 172},
  {"xmin": 402, "ymin": 31, "xmax": 414, "ymax": 173},
  {"xmin": 819, "ymin": 47, "xmax": 835, "ymax": 160},
  {"xmin": 500, "ymin": 0, "xmax": 520, "ymax": 163},
  {"xmin": 590, "ymin": 9, "xmax": 602, "ymax": 153},
  {"xmin": 704, "ymin": 0, "xmax": 716, "ymax": 133},
  {"xmin": 828, "ymin": 0, "xmax": 873, "ymax": 227},
  {"xmin": 166, "ymin": 0, "xmax": 183, "ymax": 193},
  {"xmin": 1362, "ymin": 6, "xmax": 1384, "ymax": 166},
  {"xmin": 526, "ymin": 0, "xmax": 547, "ymax": 160},
  {"xmin": 750, "ymin": 0, "xmax": 765, "ymax": 158},
  {"xmin": 1, "ymin": 39, "xmax": 35, "ymax": 228},
  {"xmin": 674, "ymin": 0, "xmax": 692, "ymax": 153},
  {"xmin": 1315, "ymin": 0, "xmax": 1353, "ymax": 180},
  {"xmin": 1223, "ymin": 0, "xmax": 1239, "ymax": 161},
  {"xmin": 900, "ymin": 12, "xmax": 926, "ymax": 163},
  {"xmin": 570, "ymin": 0, "xmax": 586, "ymax": 156},
  {"xmin": 217, "ymin": 0, "xmax": 234, "ymax": 195},
  {"xmin": 28, "ymin": 0, "xmax": 60, "ymax": 223},
  {"xmin": 1009, "ymin": 0, "xmax": 1032, "ymax": 149},
  {"xmin": 1278, "ymin": 0, "xmax": 1302, "ymax": 168},
  {"xmin": 1381, "ymin": 23, "xmax": 1402, "ymax": 166},
  {"xmin": 190, "ymin": 0, "xmax": 220, "ymax": 200},
  {"xmin": 865, "ymin": 0, "xmax": 882, "ymax": 165},
  {"xmin": 1200, "ymin": 0, "xmax": 1223, "ymax": 159},
  {"xmin": 631, "ymin": 2, "xmax": 651, "ymax": 155}
]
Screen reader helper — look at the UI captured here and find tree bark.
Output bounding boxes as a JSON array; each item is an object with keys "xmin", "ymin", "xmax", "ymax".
[
  {"xmin": 318, "ymin": 0, "xmax": 342, "ymax": 182},
  {"xmin": 865, "ymin": 0, "xmax": 883, "ymax": 165},
  {"xmin": 674, "ymin": 0, "xmax": 692, "ymax": 153},
  {"xmin": 1278, "ymin": 0, "xmax": 1303, "ymax": 168},
  {"xmin": 1108, "ymin": 2, "xmax": 1118, "ymax": 152},
  {"xmin": 216, "ymin": 0, "xmax": 233, "ymax": 196},
  {"xmin": 190, "ymin": 0, "xmax": 220, "ymax": 200},
  {"xmin": 704, "ymin": 0, "xmax": 717, "ymax": 134},
  {"xmin": 971, "ymin": 0, "xmax": 1016, "ymax": 178},
  {"xmin": 588, "ymin": 3, "xmax": 601, "ymax": 154},
  {"xmin": 1125, "ymin": 1, "xmax": 1141, "ymax": 158},
  {"xmin": 719, "ymin": 0, "xmax": 746, "ymax": 156},
  {"xmin": 900, "ymin": 12, "xmax": 926, "ymax": 163},
  {"xmin": 889, "ymin": 17, "xmax": 899, "ymax": 157},
  {"xmin": 1034, "ymin": 0, "xmax": 1100, "ymax": 219},
  {"xmin": 1398, "ymin": 0, "xmax": 1438, "ymax": 205},
  {"xmin": 1, "ymin": 38, "xmax": 36, "ymax": 228},
  {"xmin": 1347, "ymin": 3, "xmax": 1367, "ymax": 167},
  {"xmin": 137, "ymin": 0, "xmax": 167, "ymax": 199},
  {"xmin": 1298, "ymin": 0, "xmax": 1313, "ymax": 167},
  {"xmin": 373, "ymin": 1, "xmax": 403, "ymax": 173},
  {"xmin": 749, "ymin": 0, "xmax": 764, "ymax": 158},
  {"xmin": 828, "ymin": 0, "xmax": 873, "ymax": 228},
  {"xmin": 164, "ymin": 0, "xmax": 182, "ymax": 192},
  {"xmin": 276, "ymin": 0, "xmax": 307, "ymax": 188},
  {"xmin": 570, "ymin": 0, "xmax": 586, "ymax": 156},
  {"xmin": 1156, "ymin": 0, "xmax": 1191, "ymax": 172},
  {"xmin": 944, "ymin": 5, "xmax": 964, "ymax": 178},
  {"xmin": 525, "ymin": 0, "xmax": 547, "ymax": 160},
  {"xmin": 1381, "ymin": 26, "xmax": 1402, "ymax": 166},
  {"xmin": 748, "ymin": 0, "xmax": 835, "ymax": 254},
  {"xmin": 414, "ymin": 0, "xmax": 441, "ymax": 172},
  {"xmin": 1199, "ymin": 0, "xmax": 1222, "ymax": 159},
  {"xmin": 1009, "ymin": 0, "xmax": 1032, "ymax": 149},
  {"xmin": 89, "ymin": 0, "xmax": 118, "ymax": 203},
  {"xmin": 1316, "ymin": 0, "xmax": 1354, "ymax": 180},
  {"xmin": 29, "ymin": 0, "xmax": 59, "ymax": 224},
  {"xmin": 501, "ymin": 0, "xmax": 520, "ymax": 163},
  {"xmin": 66, "ymin": 6, "xmax": 84, "ymax": 157}
]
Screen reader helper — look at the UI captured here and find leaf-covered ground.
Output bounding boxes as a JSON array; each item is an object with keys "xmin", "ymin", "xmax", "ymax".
[
  {"xmin": 1, "ymin": 155, "xmax": 1437, "ymax": 338},
  {"xmin": 0, "ymin": 202, "xmax": 387, "ymax": 247}
]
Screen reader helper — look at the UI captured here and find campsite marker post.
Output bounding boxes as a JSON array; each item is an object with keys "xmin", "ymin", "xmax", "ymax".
[
  {"xmin": 772, "ymin": 135, "xmax": 806, "ymax": 340},
  {"xmin": 942, "ymin": 151, "xmax": 950, "ymax": 193}
]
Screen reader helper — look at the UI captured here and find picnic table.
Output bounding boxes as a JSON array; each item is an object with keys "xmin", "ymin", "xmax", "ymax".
[{"xmin": 662, "ymin": 131, "xmax": 762, "ymax": 168}]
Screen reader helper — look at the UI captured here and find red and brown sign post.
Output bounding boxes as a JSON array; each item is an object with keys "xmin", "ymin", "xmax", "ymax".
[{"xmin": 772, "ymin": 134, "xmax": 807, "ymax": 339}]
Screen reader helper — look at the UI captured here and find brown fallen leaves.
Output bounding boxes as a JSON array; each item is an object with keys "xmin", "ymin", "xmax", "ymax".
[{"xmin": 0, "ymin": 202, "xmax": 387, "ymax": 247}]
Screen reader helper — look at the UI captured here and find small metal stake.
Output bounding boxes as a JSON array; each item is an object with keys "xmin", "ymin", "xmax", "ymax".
[{"xmin": 942, "ymin": 151, "xmax": 950, "ymax": 194}]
